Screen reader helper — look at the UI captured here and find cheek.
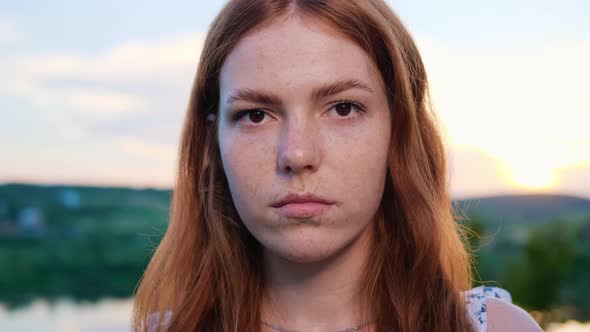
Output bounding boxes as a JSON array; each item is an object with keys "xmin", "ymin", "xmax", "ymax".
[
  {"xmin": 329, "ymin": 117, "xmax": 390, "ymax": 209},
  {"xmin": 218, "ymin": 130, "xmax": 276, "ymax": 214}
]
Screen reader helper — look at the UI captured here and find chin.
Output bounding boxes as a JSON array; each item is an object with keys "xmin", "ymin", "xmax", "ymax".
[
  {"xmin": 274, "ymin": 246, "xmax": 336, "ymax": 264},
  {"xmin": 262, "ymin": 229, "xmax": 356, "ymax": 264}
]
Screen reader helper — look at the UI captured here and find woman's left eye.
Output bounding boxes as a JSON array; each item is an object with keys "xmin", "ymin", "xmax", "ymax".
[{"xmin": 327, "ymin": 101, "xmax": 365, "ymax": 119}]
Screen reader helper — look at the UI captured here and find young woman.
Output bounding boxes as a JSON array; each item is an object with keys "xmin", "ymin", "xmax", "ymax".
[{"xmin": 132, "ymin": 1, "xmax": 543, "ymax": 331}]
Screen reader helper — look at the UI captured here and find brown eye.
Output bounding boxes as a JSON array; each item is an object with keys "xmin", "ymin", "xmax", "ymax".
[
  {"xmin": 232, "ymin": 109, "xmax": 272, "ymax": 126},
  {"xmin": 326, "ymin": 100, "xmax": 365, "ymax": 121},
  {"xmin": 248, "ymin": 110, "xmax": 266, "ymax": 123},
  {"xmin": 335, "ymin": 103, "xmax": 353, "ymax": 116}
]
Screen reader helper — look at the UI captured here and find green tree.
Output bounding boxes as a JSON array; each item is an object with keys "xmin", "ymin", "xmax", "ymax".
[{"xmin": 505, "ymin": 218, "xmax": 575, "ymax": 310}]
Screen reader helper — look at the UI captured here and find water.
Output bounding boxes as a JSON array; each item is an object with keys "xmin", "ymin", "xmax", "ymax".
[
  {"xmin": 547, "ymin": 321, "xmax": 590, "ymax": 332},
  {"xmin": 0, "ymin": 298, "xmax": 132, "ymax": 332},
  {"xmin": 1, "ymin": 298, "xmax": 589, "ymax": 332}
]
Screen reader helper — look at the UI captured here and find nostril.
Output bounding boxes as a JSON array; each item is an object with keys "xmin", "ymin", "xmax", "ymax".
[{"xmin": 277, "ymin": 139, "xmax": 320, "ymax": 174}]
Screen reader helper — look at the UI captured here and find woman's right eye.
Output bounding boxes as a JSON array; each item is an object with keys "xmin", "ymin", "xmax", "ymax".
[{"xmin": 233, "ymin": 109, "xmax": 270, "ymax": 125}]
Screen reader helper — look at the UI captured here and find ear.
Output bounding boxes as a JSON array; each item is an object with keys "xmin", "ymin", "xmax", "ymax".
[{"xmin": 486, "ymin": 297, "xmax": 543, "ymax": 332}]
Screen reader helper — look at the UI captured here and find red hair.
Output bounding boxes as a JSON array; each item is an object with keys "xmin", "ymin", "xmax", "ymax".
[{"xmin": 132, "ymin": 1, "xmax": 476, "ymax": 331}]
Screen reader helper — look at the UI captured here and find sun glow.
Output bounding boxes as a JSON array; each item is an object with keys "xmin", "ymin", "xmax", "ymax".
[
  {"xmin": 418, "ymin": 37, "xmax": 590, "ymax": 197},
  {"xmin": 509, "ymin": 166, "xmax": 556, "ymax": 190}
]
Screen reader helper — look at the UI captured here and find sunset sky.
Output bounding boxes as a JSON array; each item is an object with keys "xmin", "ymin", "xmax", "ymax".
[{"xmin": 1, "ymin": 0, "xmax": 588, "ymax": 199}]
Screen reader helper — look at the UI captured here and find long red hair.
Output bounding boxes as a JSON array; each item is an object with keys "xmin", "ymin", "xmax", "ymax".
[{"xmin": 132, "ymin": 0, "xmax": 476, "ymax": 331}]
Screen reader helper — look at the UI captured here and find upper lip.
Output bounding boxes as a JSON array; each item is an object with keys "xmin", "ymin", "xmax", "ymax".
[{"xmin": 270, "ymin": 193, "xmax": 336, "ymax": 208}]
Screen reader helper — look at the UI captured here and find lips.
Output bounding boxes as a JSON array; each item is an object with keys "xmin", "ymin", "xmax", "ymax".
[{"xmin": 270, "ymin": 193, "xmax": 336, "ymax": 219}]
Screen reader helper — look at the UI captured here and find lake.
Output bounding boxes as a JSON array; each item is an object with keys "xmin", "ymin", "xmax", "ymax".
[
  {"xmin": 1, "ymin": 298, "xmax": 588, "ymax": 331},
  {"xmin": 0, "ymin": 298, "xmax": 132, "ymax": 332}
]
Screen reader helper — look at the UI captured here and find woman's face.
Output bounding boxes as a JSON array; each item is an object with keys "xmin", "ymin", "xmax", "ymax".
[{"xmin": 217, "ymin": 15, "xmax": 391, "ymax": 263}]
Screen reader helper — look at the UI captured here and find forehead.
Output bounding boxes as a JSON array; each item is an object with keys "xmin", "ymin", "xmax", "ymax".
[{"xmin": 219, "ymin": 15, "xmax": 383, "ymax": 101}]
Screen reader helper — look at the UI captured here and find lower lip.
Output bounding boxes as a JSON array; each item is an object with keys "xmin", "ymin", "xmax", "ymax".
[{"xmin": 273, "ymin": 202, "xmax": 333, "ymax": 219}]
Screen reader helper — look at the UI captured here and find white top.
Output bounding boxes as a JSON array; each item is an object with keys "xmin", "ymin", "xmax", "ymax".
[{"xmin": 147, "ymin": 286, "xmax": 526, "ymax": 332}]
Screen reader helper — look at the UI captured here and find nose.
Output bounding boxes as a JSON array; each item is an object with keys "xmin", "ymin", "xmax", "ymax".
[{"xmin": 277, "ymin": 116, "xmax": 321, "ymax": 175}]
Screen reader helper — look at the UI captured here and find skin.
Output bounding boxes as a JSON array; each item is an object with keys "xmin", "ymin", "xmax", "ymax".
[
  {"xmin": 487, "ymin": 298, "xmax": 544, "ymax": 331},
  {"xmin": 217, "ymin": 13, "xmax": 390, "ymax": 332}
]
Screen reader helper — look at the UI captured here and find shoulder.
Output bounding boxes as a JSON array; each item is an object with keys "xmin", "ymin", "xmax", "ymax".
[
  {"xmin": 486, "ymin": 297, "xmax": 543, "ymax": 332},
  {"xmin": 462, "ymin": 286, "xmax": 543, "ymax": 332}
]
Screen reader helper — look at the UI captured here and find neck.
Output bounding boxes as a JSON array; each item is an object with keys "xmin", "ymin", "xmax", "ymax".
[{"xmin": 261, "ymin": 223, "xmax": 375, "ymax": 332}]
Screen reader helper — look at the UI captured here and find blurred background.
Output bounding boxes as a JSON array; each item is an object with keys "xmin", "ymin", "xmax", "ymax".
[{"xmin": 0, "ymin": 0, "xmax": 589, "ymax": 331}]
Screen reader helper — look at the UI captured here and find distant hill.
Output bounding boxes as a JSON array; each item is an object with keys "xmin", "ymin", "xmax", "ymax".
[
  {"xmin": 2, "ymin": 183, "xmax": 589, "ymax": 227},
  {"xmin": 454, "ymin": 194, "xmax": 590, "ymax": 225},
  {"xmin": 0, "ymin": 183, "xmax": 171, "ymax": 239}
]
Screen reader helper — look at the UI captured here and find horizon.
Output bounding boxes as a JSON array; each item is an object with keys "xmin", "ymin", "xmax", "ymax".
[{"xmin": 2, "ymin": 180, "xmax": 589, "ymax": 202}]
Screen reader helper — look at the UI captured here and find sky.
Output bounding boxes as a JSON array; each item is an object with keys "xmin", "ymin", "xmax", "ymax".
[{"xmin": 0, "ymin": 0, "xmax": 589, "ymax": 199}]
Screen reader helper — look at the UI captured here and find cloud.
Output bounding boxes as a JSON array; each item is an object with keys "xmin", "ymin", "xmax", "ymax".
[
  {"xmin": 0, "ymin": 31, "xmax": 205, "ymax": 117},
  {"xmin": 0, "ymin": 16, "xmax": 20, "ymax": 43},
  {"xmin": 0, "ymin": 79, "xmax": 146, "ymax": 115},
  {"xmin": 554, "ymin": 162, "xmax": 590, "ymax": 199},
  {"xmin": 13, "ymin": 31, "xmax": 205, "ymax": 82},
  {"xmin": 0, "ymin": 30, "xmax": 207, "ymax": 190},
  {"xmin": 448, "ymin": 145, "xmax": 514, "ymax": 199},
  {"xmin": 67, "ymin": 88, "xmax": 147, "ymax": 114},
  {"xmin": 117, "ymin": 137, "xmax": 177, "ymax": 163},
  {"xmin": 0, "ymin": 30, "xmax": 206, "ymax": 166}
]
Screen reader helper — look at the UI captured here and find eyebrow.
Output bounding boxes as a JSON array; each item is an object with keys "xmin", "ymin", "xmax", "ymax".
[{"xmin": 224, "ymin": 79, "xmax": 374, "ymax": 106}]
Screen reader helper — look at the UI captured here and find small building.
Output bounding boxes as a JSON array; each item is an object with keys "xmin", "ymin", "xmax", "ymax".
[
  {"xmin": 17, "ymin": 206, "xmax": 47, "ymax": 237},
  {"xmin": 57, "ymin": 188, "xmax": 81, "ymax": 209}
]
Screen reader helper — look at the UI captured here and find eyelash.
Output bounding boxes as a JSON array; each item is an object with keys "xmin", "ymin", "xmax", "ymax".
[{"xmin": 231, "ymin": 99, "xmax": 366, "ymax": 123}]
